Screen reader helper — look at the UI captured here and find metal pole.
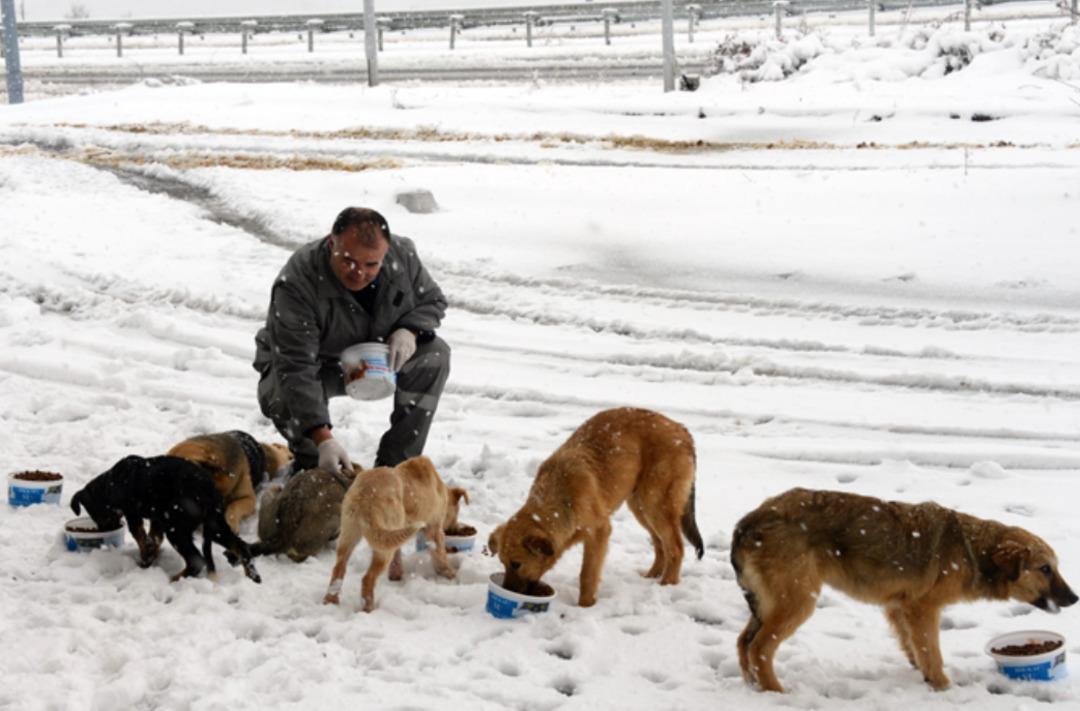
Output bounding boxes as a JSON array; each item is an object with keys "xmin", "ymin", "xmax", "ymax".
[
  {"xmin": 241, "ymin": 20, "xmax": 256, "ymax": 54},
  {"xmin": 363, "ymin": 0, "xmax": 378, "ymax": 86},
  {"xmin": 306, "ymin": 19, "xmax": 322, "ymax": 53},
  {"xmin": 55, "ymin": 30, "xmax": 62, "ymax": 57},
  {"xmin": 177, "ymin": 21, "xmax": 193, "ymax": 55},
  {"xmin": 450, "ymin": 14, "xmax": 463, "ymax": 50},
  {"xmin": 115, "ymin": 29, "xmax": 122, "ymax": 57},
  {"xmin": 524, "ymin": 11, "xmax": 537, "ymax": 47},
  {"xmin": 661, "ymin": 0, "xmax": 675, "ymax": 92},
  {"xmin": 869, "ymin": 0, "xmax": 876, "ymax": 36},
  {"xmin": 773, "ymin": 1, "xmax": 788, "ymax": 40},
  {"xmin": 964, "ymin": 0, "xmax": 971, "ymax": 31},
  {"xmin": 179, "ymin": 31, "xmax": 184, "ymax": 54},
  {"xmin": 1, "ymin": 0, "xmax": 23, "ymax": 103},
  {"xmin": 602, "ymin": 9, "xmax": 617, "ymax": 45},
  {"xmin": 687, "ymin": 4, "xmax": 700, "ymax": 43}
]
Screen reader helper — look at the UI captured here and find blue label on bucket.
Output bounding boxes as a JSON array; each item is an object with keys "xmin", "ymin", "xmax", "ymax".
[
  {"xmin": 9, "ymin": 485, "xmax": 61, "ymax": 506},
  {"xmin": 487, "ymin": 591, "xmax": 519, "ymax": 619},
  {"xmin": 998, "ymin": 653, "xmax": 1066, "ymax": 681},
  {"xmin": 486, "ymin": 591, "xmax": 550, "ymax": 619}
]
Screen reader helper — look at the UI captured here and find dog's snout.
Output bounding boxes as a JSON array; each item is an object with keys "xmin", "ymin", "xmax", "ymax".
[{"xmin": 1058, "ymin": 586, "xmax": 1079, "ymax": 608}]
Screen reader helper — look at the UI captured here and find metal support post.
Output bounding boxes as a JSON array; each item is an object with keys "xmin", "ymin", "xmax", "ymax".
[
  {"xmin": 449, "ymin": 14, "xmax": 463, "ymax": 50},
  {"xmin": 964, "ymin": 0, "xmax": 971, "ymax": 31},
  {"xmin": 869, "ymin": 0, "xmax": 876, "ymax": 36},
  {"xmin": 602, "ymin": 8, "xmax": 617, "ymax": 45},
  {"xmin": 661, "ymin": 0, "xmax": 675, "ymax": 92},
  {"xmin": 306, "ymin": 19, "xmax": 322, "ymax": 53},
  {"xmin": 1, "ymin": 0, "xmax": 23, "ymax": 103},
  {"xmin": 524, "ymin": 11, "xmax": 538, "ymax": 47},
  {"xmin": 687, "ymin": 4, "xmax": 700, "ymax": 43},
  {"xmin": 53, "ymin": 23, "xmax": 69, "ymax": 58},
  {"xmin": 364, "ymin": 0, "xmax": 378, "ymax": 86},
  {"xmin": 241, "ymin": 19, "xmax": 256, "ymax": 54},
  {"xmin": 773, "ymin": 1, "xmax": 788, "ymax": 40},
  {"xmin": 114, "ymin": 23, "xmax": 131, "ymax": 57},
  {"xmin": 177, "ymin": 21, "xmax": 192, "ymax": 55}
]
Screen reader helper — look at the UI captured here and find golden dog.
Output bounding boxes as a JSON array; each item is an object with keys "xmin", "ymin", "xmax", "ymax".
[
  {"xmin": 487, "ymin": 407, "xmax": 704, "ymax": 607},
  {"xmin": 322, "ymin": 456, "xmax": 469, "ymax": 612},
  {"xmin": 732, "ymin": 487, "xmax": 1078, "ymax": 692},
  {"xmin": 167, "ymin": 430, "xmax": 292, "ymax": 532}
]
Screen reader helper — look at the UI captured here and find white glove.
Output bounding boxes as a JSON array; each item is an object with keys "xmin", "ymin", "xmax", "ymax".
[
  {"xmin": 388, "ymin": 328, "xmax": 418, "ymax": 372},
  {"xmin": 317, "ymin": 438, "xmax": 353, "ymax": 475}
]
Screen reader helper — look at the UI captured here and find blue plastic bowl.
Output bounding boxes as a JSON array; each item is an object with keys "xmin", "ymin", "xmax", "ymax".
[
  {"xmin": 64, "ymin": 517, "xmax": 124, "ymax": 553},
  {"xmin": 415, "ymin": 528, "xmax": 477, "ymax": 554},
  {"xmin": 8, "ymin": 471, "xmax": 63, "ymax": 507},
  {"xmin": 486, "ymin": 572, "xmax": 555, "ymax": 619},
  {"xmin": 986, "ymin": 630, "xmax": 1067, "ymax": 681}
]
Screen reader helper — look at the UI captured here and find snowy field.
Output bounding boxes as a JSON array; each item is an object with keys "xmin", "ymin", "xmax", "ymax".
[{"xmin": 2, "ymin": 4, "xmax": 1080, "ymax": 710}]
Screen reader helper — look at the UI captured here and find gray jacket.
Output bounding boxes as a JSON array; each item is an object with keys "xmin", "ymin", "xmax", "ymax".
[{"xmin": 253, "ymin": 234, "xmax": 446, "ymax": 434}]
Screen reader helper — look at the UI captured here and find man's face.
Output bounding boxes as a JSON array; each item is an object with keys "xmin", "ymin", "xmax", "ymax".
[{"xmin": 329, "ymin": 227, "xmax": 389, "ymax": 292}]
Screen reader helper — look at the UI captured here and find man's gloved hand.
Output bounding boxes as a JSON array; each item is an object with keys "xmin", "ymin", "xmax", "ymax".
[
  {"xmin": 317, "ymin": 438, "xmax": 353, "ymax": 474},
  {"xmin": 388, "ymin": 328, "xmax": 418, "ymax": 371}
]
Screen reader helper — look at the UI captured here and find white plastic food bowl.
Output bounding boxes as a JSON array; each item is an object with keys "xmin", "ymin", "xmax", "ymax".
[
  {"xmin": 8, "ymin": 470, "xmax": 63, "ymax": 507},
  {"xmin": 986, "ymin": 630, "xmax": 1067, "ymax": 681},
  {"xmin": 486, "ymin": 572, "xmax": 555, "ymax": 619},
  {"xmin": 341, "ymin": 342, "xmax": 396, "ymax": 401},
  {"xmin": 64, "ymin": 517, "xmax": 124, "ymax": 553},
  {"xmin": 415, "ymin": 525, "xmax": 477, "ymax": 554}
]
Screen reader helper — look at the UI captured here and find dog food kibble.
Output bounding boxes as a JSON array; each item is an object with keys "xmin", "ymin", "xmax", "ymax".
[
  {"xmin": 66, "ymin": 525, "xmax": 100, "ymax": 533},
  {"xmin": 993, "ymin": 640, "xmax": 1063, "ymax": 656},
  {"xmin": 13, "ymin": 470, "xmax": 63, "ymax": 481},
  {"xmin": 526, "ymin": 581, "xmax": 555, "ymax": 597},
  {"xmin": 446, "ymin": 524, "xmax": 477, "ymax": 537}
]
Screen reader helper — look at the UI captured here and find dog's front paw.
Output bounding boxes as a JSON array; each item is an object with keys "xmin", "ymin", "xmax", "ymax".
[
  {"xmin": 323, "ymin": 593, "xmax": 340, "ymax": 605},
  {"xmin": 579, "ymin": 593, "xmax": 598, "ymax": 607},
  {"xmin": 224, "ymin": 550, "xmax": 240, "ymax": 566},
  {"xmin": 436, "ymin": 565, "xmax": 456, "ymax": 580}
]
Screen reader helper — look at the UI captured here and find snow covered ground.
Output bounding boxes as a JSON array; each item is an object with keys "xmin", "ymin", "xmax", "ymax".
[{"xmin": 1, "ymin": 5, "xmax": 1080, "ymax": 710}]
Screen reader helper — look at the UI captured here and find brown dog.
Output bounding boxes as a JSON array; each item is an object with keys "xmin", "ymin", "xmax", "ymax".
[
  {"xmin": 254, "ymin": 464, "xmax": 359, "ymax": 562},
  {"xmin": 732, "ymin": 487, "xmax": 1078, "ymax": 692},
  {"xmin": 487, "ymin": 407, "xmax": 704, "ymax": 607},
  {"xmin": 323, "ymin": 456, "xmax": 469, "ymax": 612},
  {"xmin": 167, "ymin": 430, "xmax": 292, "ymax": 532}
]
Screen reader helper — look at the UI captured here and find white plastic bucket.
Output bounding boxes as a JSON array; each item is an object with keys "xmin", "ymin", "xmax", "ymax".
[
  {"xmin": 64, "ymin": 517, "xmax": 125, "ymax": 552},
  {"xmin": 415, "ymin": 529, "xmax": 477, "ymax": 554},
  {"xmin": 486, "ymin": 572, "xmax": 555, "ymax": 619},
  {"xmin": 8, "ymin": 471, "xmax": 63, "ymax": 507},
  {"xmin": 986, "ymin": 630, "xmax": 1067, "ymax": 681},
  {"xmin": 340, "ymin": 342, "xmax": 396, "ymax": 401}
]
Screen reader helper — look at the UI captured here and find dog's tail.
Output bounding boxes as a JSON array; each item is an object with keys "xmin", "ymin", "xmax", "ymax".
[
  {"xmin": 681, "ymin": 482, "xmax": 705, "ymax": 560},
  {"xmin": 70, "ymin": 492, "xmax": 83, "ymax": 515},
  {"xmin": 365, "ymin": 525, "xmax": 421, "ymax": 552}
]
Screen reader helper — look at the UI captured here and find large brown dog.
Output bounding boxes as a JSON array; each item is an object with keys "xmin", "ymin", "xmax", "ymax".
[
  {"xmin": 732, "ymin": 487, "xmax": 1078, "ymax": 692},
  {"xmin": 323, "ymin": 456, "xmax": 469, "ymax": 612},
  {"xmin": 167, "ymin": 430, "xmax": 292, "ymax": 532},
  {"xmin": 487, "ymin": 407, "xmax": 704, "ymax": 607}
]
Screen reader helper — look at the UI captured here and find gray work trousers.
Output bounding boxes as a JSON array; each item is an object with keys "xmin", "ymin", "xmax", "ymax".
[{"xmin": 258, "ymin": 336, "xmax": 451, "ymax": 470}]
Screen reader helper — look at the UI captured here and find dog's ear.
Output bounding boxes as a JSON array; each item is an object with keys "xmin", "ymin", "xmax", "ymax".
[
  {"xmin": 523, "ymin": 535, "xmax": 555, "ymax": 558},
  {"xmin": 992, "ymin": 538, "xmax": 1030, "ymax": 582},
  {"xmin": 450, "ymin": 487, "xmax": 469, "ymax": 507},
  {"xmin": 71, "ymin": 492, "xmax": 82, "ymax": 515},
  {"xmin": 485, "ymin": 524, "xmax": 504, "ymax": 556}
]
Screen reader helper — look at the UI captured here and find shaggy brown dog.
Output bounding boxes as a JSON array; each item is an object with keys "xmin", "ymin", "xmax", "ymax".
[
  {"xmin": 323, "ymin": 456, "xmax": 469, "ymax": 612},
  {"xmin": 253, "ymin": 464, "xmax": 359, "ymax": 562},
  {"xmin": 167, "ymin": 431, "xmax": 292, "ymax": 532},
  {"xmin": 732, "ymin": 487, "xmax": 1078, "ymax": 692},
  {"xmin": 487, "ymin": 407, "xmax": 704, "ymax": 607}
]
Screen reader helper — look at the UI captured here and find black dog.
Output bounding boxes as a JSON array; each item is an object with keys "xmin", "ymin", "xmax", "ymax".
[{"xmin": 71, "ymin": 455, "xmax": 261, "ymax": 583}]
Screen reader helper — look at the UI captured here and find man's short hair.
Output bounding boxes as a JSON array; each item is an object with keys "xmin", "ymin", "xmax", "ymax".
[{"xmin": 331, "ymin": 207, "xmax": 391, "ymax": 244}]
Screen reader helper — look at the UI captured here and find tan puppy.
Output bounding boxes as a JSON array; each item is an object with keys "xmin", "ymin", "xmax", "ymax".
[
  {"xmin": 732, "ymin": 488, "xmax": 1078, "ymax": 692},
  {"xmin": 487, "ymin": 407, "xmax": 704, "ymax": 607},
  {"xmin": 167, "ymin": 430, "xmax": 292, "ymax": 532},
  {"xmin": 323, "ymin": 456, "xmax": 469, "ymax": 612}
]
